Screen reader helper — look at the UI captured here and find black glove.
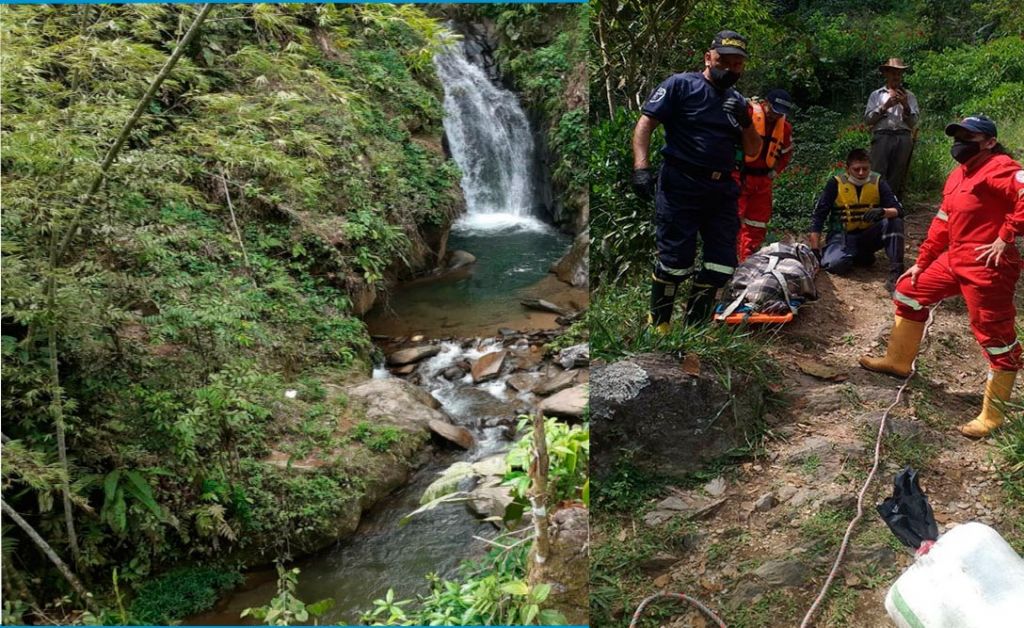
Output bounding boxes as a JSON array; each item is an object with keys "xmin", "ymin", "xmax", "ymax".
[
  {"xmin": 812, "ymin": 248, "xmax": 823, "ymax": 262},
  {"xmin": 632, "ymin": 168, "xmax": 657, "ymax": 201},
  {"xmin": 863, "ymin": 207, "xmax": 887, "ymax": 223},
  {"xmin": 722, "ymin": 97, "xmax": 752, "ymax": 128}
]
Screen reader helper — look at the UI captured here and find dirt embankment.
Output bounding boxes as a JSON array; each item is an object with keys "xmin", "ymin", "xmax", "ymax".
[{"xmin": 595, "ymin": 203, "xmax": 1023, "ymax": 627}]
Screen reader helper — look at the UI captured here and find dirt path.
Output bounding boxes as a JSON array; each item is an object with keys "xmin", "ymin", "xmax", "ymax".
[{"xmin": 597, "ymin": 204, "xmax": 1023, "ymax": 627}]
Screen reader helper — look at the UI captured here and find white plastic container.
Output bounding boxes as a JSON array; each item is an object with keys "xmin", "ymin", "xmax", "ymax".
[{"xmin": 886, "ymin": 522, "xmax": 1024, "ymax": 627}]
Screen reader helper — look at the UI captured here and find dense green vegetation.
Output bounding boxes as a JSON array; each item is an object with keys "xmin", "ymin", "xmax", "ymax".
[{"xmin": 1, "ymin": 3, "xmax": 459, "ymax": 621}]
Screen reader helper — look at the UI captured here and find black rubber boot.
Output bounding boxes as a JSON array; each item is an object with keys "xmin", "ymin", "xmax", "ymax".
[
  {"xmin": 650, "ymin": 275, "xmax": 678, "ymax": 332},
  {"xmin": 684, "ymin": 283, "xmax": 717, "ymax": 326}
]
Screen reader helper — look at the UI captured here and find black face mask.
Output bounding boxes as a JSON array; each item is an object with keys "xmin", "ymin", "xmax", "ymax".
[
  {"xmin": 708, "ymin": 66, "xmax": 740, "ymax": 89},
  {"xmin": 950, "ymin": 140, "xmax": 982, "ymax": 164}
]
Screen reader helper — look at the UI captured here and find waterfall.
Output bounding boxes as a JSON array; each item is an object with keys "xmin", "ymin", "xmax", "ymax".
[{"xmin": 434, "ymin": 40, "xmax": 546, "ymax": 233}]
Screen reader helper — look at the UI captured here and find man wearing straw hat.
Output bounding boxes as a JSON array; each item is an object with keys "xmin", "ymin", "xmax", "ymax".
[{"xmin": 864, "ymin": 57, "xmax": 919, "ymax": 198}]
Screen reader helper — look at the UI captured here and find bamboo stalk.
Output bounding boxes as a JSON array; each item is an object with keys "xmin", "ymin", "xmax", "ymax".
[
  {"xmin": 219, "ymin": 169, "xmax": 256, "ymax": 287},
  {"xmin": 1, "ymin": 499, "xmax": 99, "ymax": 614},
  {"xmin": 56, "ymin": 3, "xmax": 214, "ymax": 263},
  {"xmin": 39, "ymin": 2, "xmax": 215, "ymax": 569}
]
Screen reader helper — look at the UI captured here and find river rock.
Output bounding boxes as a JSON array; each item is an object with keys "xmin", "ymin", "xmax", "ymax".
[
  {"xmin": 556, "ymin": 343, "xmax": 589, "ymax": 369},
  {"xmin": 534, "ymin": 369, "xmax": 578, "ymax": 396},
  {"xmin": 471, "ymin": 454, "xmax": 508, "ymax": 477},
  {"xmin": 591, "ymin": 353, "xmax": 764, "ymax": 481},
  {"xmin": 447, "ymin": 249, "xmax": 476, "ymax": 270},
  {"xmin": 387, "ymin": 344, "xmax": 441, "ymax": 366},
  {"xmin": 390, "ymin": 363, "xmax": 417, "ymax": 375},
  {"xmin": 471, "ymin": 350, "xmax": 506, "ymax": 383},
  {"xmin": 442, "ymin": 366, "xmax": 465, "ymax": 380},
  {"xmin": 540, "ymin": 384, "xmax": 588, "ymax": 419},
  {"xmin": 468, "ymin": 486, "xmax": 514, "ymax": 520},
  {"xmin": 347, "ymin": 378, "xmax": 445, "ymax": 433},
  {"xmin": 507, "ymin": 372, "xmax": 544, "ymax": 393},
  {"xmin": 428, "ymin": 419, "xmax": 475, "ymax": 449},
  {"xmin": 550, "ymin": 232, "xmax": 589, "ymax": 288},
  {"xmin": 520, "ymin": 298, "xmax": 571, "ymax": 316}
]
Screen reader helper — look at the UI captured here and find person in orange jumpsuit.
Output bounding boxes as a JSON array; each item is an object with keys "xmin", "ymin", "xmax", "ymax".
[
  {"xmin": 861, "ymin": 115, "xmax": 1023, "ymax": 437},
  {"xmin": 736, "ymin": 89, "xmax": 795, "ymax": 261}
]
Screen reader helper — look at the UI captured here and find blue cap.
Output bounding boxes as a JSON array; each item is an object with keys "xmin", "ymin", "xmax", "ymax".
[
  {"xmin": 765, "ymin": 88, "xmax": 794, "ymax": 115},
  {"xmin": 945, "ymin": 115, "xmax": 997, "ymax": 138},
  {"xmin": 711, "ymin": 30, "xmax": 749, "ymax": 58}
]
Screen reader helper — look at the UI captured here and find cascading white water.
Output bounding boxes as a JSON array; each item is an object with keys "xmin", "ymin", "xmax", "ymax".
[{"xmin": 434, "ymin": 40, "xmax": 548, "ymax": 233}]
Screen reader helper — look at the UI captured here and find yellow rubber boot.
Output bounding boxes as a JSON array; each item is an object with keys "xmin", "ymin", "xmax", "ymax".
[
  {"xmin": 859, "ymin": 316, "xmax": 926, "ymax": 378},
  {"xmin": 959, "ymin": 370, "xmax": 1017, "ymax": 438},
  {"xmin": 647, "ymin": 313, "xmax": 671, "ymax": 336}
]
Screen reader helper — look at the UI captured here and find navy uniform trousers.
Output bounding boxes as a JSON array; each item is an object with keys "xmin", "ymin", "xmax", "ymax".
[
  {"xmin": 821, "ymin": 217, "xmax": 905, "ymax": 274},
  {"xmin": 650, "ymin": 158, "xmax": 739, "ymax": 324}
]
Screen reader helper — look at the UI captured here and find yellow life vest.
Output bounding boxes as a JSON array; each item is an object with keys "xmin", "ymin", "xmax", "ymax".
[
  {"xmin": 744, "ymin": 99, "xmax": 787, "ymax": 169},
  {"xmin": 834, "ymin": 172, "xmax": 881, "ymax": 232}
]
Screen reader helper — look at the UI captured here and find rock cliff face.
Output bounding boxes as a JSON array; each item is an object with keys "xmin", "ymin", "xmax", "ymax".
[{"xmin": 591, "ymin": 353, "xmax": 766, "ymax": 481}]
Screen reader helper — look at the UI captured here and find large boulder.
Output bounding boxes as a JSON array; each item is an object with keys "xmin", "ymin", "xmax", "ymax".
[
  {"xmin": 591, "ymin": 353, "xmax": 765, "ymax": 481},
  {"xmin": 550, "ymin": 232, "xmax": 589, "ymax": 288},
  {"xmin": 347, "ymin": 378, "xmax": 446, "ymax": 433}
]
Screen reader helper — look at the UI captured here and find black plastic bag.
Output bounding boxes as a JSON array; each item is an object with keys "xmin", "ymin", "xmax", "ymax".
[{"xmin": 876, "ymin": 466, "xmax": 939, "ymax": 549}]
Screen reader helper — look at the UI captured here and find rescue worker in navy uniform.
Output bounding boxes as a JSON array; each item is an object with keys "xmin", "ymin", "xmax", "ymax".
[
  {"xmin": 632, "ymin": 30, "xmax": 763, "ymax": 329},
  {"xmin": 808, "ymin": 148, "xmax": 906, "ymax": 292}
]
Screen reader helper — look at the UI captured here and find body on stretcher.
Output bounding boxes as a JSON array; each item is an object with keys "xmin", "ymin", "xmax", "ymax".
[{"xmin": 713, "ymin": 242, "xmax": 820, "ymax": 325}]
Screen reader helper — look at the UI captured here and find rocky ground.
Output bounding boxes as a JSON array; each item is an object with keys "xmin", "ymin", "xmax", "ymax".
[{"xmin": 591, "ymin": 204, "xmax": 1024, "ymax": 627}]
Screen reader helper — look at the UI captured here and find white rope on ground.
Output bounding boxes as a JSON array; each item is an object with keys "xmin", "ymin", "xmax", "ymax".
[
  {"xmin": 799, "ymin": 305, "xmax": 939, "ymax": 628},
  {"xmin": 628, "ymin": 592, "xmax": 728, "ymax": 628}
]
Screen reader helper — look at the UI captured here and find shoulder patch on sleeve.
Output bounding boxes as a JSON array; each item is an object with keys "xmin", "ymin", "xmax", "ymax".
[
  {"xmin": 649, "ymin": 87, "xmax": 667, "ymax": 104},
  {"xmin": 1015, "ymin": 170, "xmax": 1024, "ymax": 184}
]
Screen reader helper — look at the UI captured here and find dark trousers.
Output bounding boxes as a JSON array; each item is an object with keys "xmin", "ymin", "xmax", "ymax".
[
  {"xmin": 870, "ymin": 131, "xmax": 914, "ymax": 198},
  {"xmin": 653, "ymin": 160, "xmax": 740, "ymax": 288},
  {"xmin": 821, "ymin": 218, "xmax": 905, "ymax": 274}
]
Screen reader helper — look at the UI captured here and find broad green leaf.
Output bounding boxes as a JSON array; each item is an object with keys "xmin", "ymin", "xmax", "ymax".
[
  {"xmin": 500, "ymin": 580, "xmax": 529, "ymax": 596},
  {"xmin": 307, "ymin": 598, "xmax": 335, "ymax": 616},
  {"xmin": 103, "ymin": 470, "xmax": 121, "ymax": 506},
  {"xmin": 124, "ymin": 470, "xmax": 162, "ymax": 518}
]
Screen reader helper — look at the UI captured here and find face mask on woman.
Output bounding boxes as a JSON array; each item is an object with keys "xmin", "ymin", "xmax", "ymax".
[{"xmin": 950, "ymin": 139, "xmax": 983, "ymax": 164}]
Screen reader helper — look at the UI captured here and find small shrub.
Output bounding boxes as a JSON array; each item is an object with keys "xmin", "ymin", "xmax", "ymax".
[{"xmin": 129, "ymin": 566, "xmax": 243, "ymax": 624}]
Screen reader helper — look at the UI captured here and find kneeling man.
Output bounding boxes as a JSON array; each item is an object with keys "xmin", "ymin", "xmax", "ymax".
[{"xmin": 809, "ymin": 148, "xmax": 905, "ymax": 291}]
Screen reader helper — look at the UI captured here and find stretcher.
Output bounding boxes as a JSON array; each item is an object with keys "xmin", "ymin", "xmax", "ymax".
[
  {"xmin": 713, "ymin": 242, "xmax": 819, "ymax": 325},
  {"xmin": 713, "ymin": 300, "xmax": 802, "ymax": 325}
]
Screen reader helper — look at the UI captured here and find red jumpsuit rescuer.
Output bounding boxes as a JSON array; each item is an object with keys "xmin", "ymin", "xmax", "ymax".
[
  {"xmin": 861, "ymin": 115, "xmax": 1024, "ymax": 438},
  {"xmin": 736, "ymin": 89, "xmax": 794, "ymax": 261}
]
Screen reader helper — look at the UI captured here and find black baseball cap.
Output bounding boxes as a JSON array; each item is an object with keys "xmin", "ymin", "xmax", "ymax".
[
  {"xmin": 945, "ymin": 114, "xmax": 997, "ymax": 137},
  {"xmin": 711, "ymin": 30, "xmax": 748, "ymax": 58},
  {"xmin": 765, "ymin": 89, "xmax": 794, "ymax": 115}
]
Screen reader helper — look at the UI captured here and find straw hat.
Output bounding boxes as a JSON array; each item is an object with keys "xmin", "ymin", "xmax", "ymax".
[{"xmin": 879, "ymin": 57, "xmax": 910, "ymax": 71}]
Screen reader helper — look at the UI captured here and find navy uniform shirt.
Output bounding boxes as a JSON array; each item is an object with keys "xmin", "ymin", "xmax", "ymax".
[{"xmin": 641, "ymin": 71, "xmax": 745, "ymax": 172}]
